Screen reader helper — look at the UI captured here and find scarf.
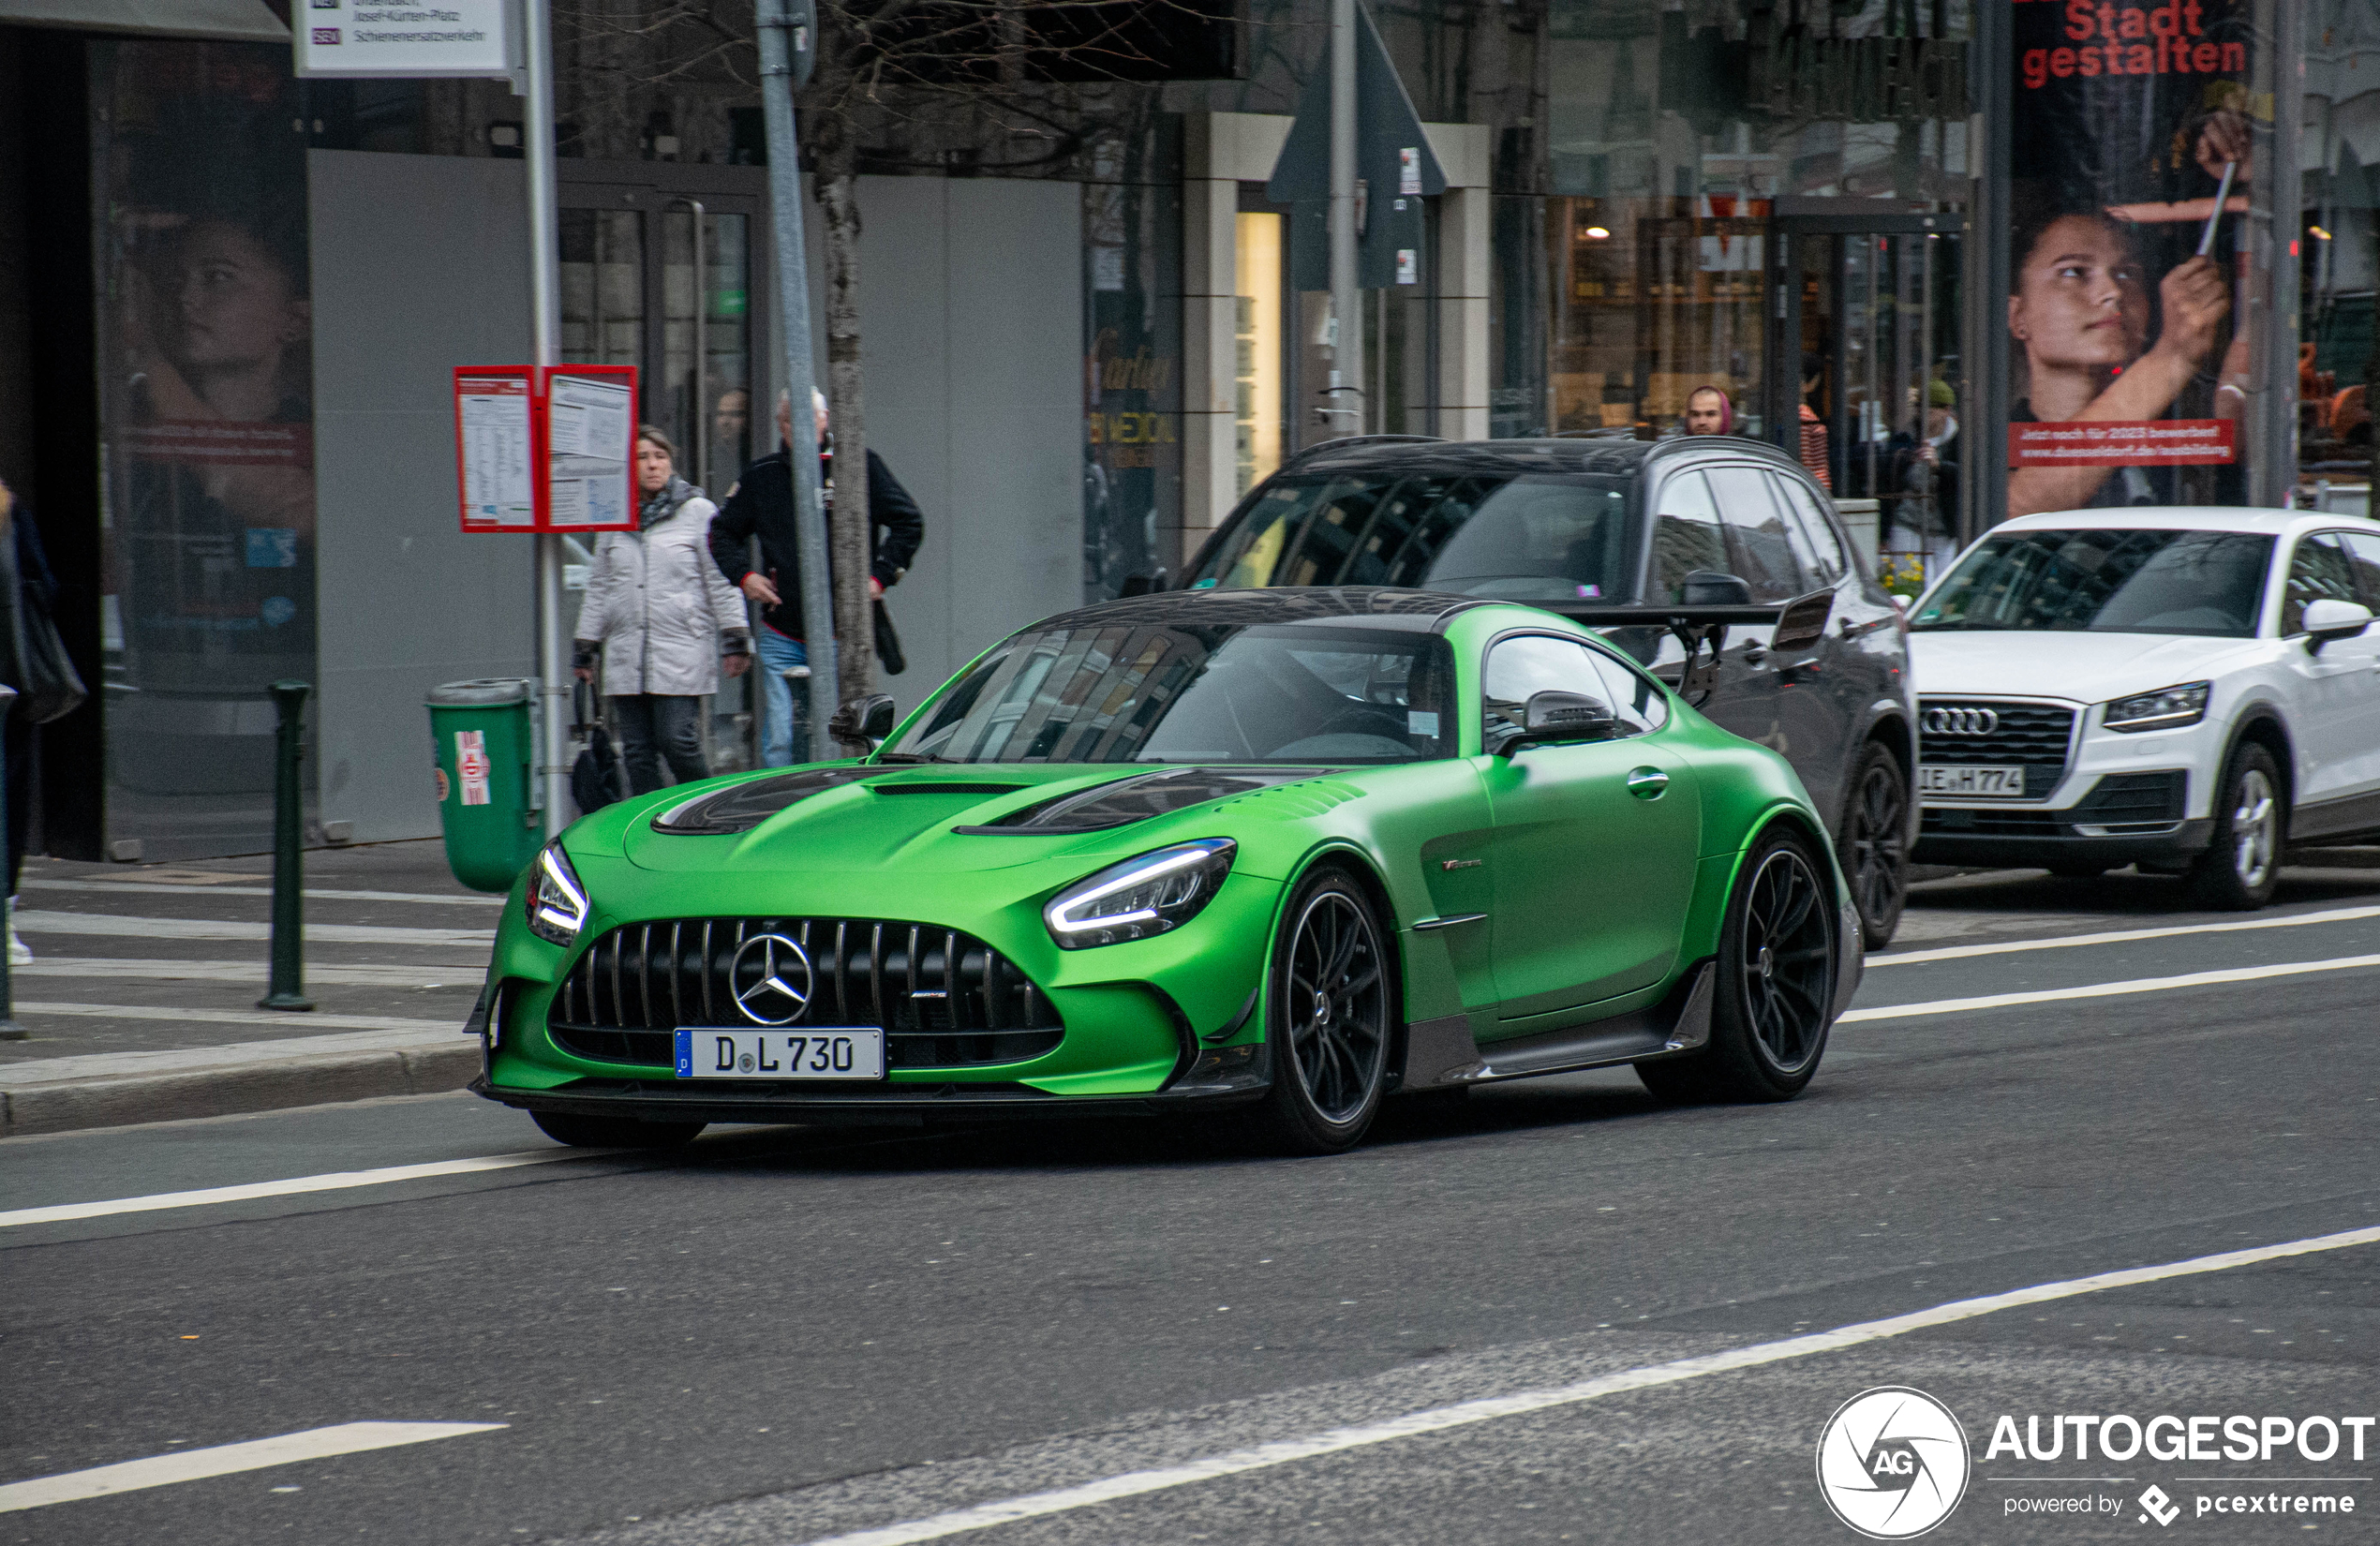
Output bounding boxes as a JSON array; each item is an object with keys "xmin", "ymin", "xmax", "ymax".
[{"xmin": 638, "ymin": 474, "xmax": 703, "ymax": 530}]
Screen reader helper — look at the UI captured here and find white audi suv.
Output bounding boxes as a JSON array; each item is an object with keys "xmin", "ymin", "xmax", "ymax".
[{"xmin": 1906, "ymin": 507, "xmax": 2380, "ymax": 908}]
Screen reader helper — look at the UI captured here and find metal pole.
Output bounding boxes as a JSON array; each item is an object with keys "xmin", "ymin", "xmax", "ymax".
[
  {"xmin": 757, "ymin": 0, "xmax": 839, "ymax": 762},
  {"xmin": 0, "ymin": 687, "xmax": 21, "ymax": 1039},
  {"xmin": 671, "ymin": 197, "xmax": 708, "ymax": 486},
  {"xmin": 522, "ymin": 0, "xmax": 571, "ymax": 833},
  {"xmin": 260, "ymin": 680, "xmax": 314, "ymax": 1012},
  {"xmin": 1329, "ymin": 0, "xmax": 1361, "ymax": 433}
]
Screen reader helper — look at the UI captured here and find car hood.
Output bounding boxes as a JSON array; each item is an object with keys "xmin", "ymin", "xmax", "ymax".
[
  {"xmin": 1907, "ymin": 630, "xmax": 2262, "ymax": 704},
  {"xmin": 612, "ymin": 763, "xmax": 1339, "ymax": 877}
]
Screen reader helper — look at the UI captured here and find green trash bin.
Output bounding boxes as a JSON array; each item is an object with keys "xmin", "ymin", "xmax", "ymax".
[{"xmin": 427, "ymin": 678, "xmax": 543, "ymax": 894}]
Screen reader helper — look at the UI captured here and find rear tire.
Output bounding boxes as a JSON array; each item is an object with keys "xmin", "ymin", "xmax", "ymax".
[
  {"xmin": 1835, "ymin": 742, "xmax": 1909, "ymax": 948},
  {"xmin": 1252, "ymin": 867, "xmax": 1393, "ymax": 1155},
  {"xmin": 531, "ymin": 1110, "xmax": 706, "ymax": 1149},
  {"xmin": 1638, "ymin": 826, "xmax": 1837, "ymax": 1105},
  {"xmin": 2187, "ymin": 742, "xmax": 2283, "ymax": 911}
]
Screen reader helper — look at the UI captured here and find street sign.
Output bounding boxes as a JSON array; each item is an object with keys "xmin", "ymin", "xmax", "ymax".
[
  {"xmin": 296, "ymin": 0, "xmax": 515, "ymax": 77},
  {"xmin": 454, "ymin": 364, "xmax": 638, "ymax": 534},
  {"xmin": 1267, "ymin": 0, "xmax": 1447, "ymax": 290}
]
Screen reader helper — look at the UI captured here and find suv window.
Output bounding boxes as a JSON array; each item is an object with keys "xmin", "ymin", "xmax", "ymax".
[
  {"xmin": 1649, "ymin": 469, "xmax": 1728, "ymax": 602},
  {"xmin": 1768, "ymin": 473, "xmax": 1850, "ymax": 584},
  {"xmin": 1705, "ymin": 465, "xmax": 1810, "ymax": 602},
  {"xmin": 2283, "ymin": 532, "xmax": 2360, "ymax": 635},
  {"xmin": 2338, "ymin": 532, "xmax": 2380, "ymax": 611}
]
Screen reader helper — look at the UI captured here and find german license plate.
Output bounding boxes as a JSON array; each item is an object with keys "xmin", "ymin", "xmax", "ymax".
[
  {"xmin": 674, "ymin": 1028, "xmax": 885, "ymax": 1080},
  {"xmin": 1918, "ymin": 765, "xmax": 2027, "ymax": 799}
]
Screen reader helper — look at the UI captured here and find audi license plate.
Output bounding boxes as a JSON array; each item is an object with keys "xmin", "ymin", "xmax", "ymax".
[
  {"xmin": 674, "ymin": 1028, "xmax": 885, "ymax": 1080},
  {"xmin": 1918, "ymin": 765, "xmax": 2028, "ymax": 799}
]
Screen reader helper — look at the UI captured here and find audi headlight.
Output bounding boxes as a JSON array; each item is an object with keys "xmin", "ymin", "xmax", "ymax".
[
  {"xmin": 526, "ymin": 840, "xmax": 589, "ymax": 946},
  {"xmin": 2102, "ymin": 681, "xmax": 2210, "ymax": 734},
  {"xmin": 1044, "ymin": 840, "xmax": 1235, "ymax": 949}
]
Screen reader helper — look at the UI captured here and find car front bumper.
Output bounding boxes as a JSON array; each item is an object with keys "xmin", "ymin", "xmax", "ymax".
[{"xmin": 1914, "ymin": 815, "xmax": 2214, "ymax": 868}]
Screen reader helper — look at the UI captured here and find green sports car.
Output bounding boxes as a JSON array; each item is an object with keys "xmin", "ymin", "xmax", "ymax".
[{"xmin": 470, "ymin": 587, "xmax": 1862, "ymax": 1155}]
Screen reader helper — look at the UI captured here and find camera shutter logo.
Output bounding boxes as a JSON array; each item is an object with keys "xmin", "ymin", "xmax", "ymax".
[
  {"xmin": 1816, "ymin": 1387, "xmax": 1971, "ymax": 1539},
  {"xmin": 731, "ymin": 934, "xmax": 813, "ymax": 1026},
  {"xmin": 1923, "ymin": 706, "xmax": 1999, "ymax": 736}
]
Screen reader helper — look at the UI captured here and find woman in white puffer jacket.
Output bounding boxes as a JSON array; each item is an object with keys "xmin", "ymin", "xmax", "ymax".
[{"xmin": 573, "ymin": 426, "xmax": 752, "ymax": 792}]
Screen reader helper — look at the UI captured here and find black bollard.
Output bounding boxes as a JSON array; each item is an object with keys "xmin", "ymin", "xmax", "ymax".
[
  {"xmin": 0, "ymin": 686, "xmax": 22, "ymax": 1040},
  {"xmin": 260, "ymin": 679, "xmax": 314, "ymax": 1012}
]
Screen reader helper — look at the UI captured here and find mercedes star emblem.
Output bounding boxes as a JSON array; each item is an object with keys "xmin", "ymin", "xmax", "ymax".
[{"xmin": 730, "ymin": 932, "xmax": 814, "ymax": 1026}]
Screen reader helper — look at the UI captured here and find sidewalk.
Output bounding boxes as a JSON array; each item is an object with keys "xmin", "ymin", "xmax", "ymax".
[{"xmin": 0, "ymin": 840, "xmax": 496, "ymax": 1137}]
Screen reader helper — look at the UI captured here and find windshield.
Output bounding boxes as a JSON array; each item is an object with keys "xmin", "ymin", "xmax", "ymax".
[
  {"xmin": 884, "ymin": 622, "xmax": 1457, "ymax": 766},
  {"xmin": 1911, "ymin": 529, "xmax": 2273, "ymax": 638},
  {"xmin": 1190, "ymin": 472, "xmax": 1639, "ymax": 601}
]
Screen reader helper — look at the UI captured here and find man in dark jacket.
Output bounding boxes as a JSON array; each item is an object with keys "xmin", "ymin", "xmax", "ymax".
[{"xmin": 708, "ymin": 390, "xmax": 925, "ymax": 766}]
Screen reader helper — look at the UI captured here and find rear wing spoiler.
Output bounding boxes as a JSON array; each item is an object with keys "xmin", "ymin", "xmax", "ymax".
[{"xmin": 1529, "ymin": 587, "xmax": 1836, "ymax": 701}]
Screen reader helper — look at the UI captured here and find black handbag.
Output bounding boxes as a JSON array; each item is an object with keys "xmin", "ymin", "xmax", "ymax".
[
  {"xmin": 872, "ymin": 598, "xmax": 906, "ymax": 676},
  {"xmin": 569, "ymin": 681, "xmax": 627, "ymax": 816},
  {"xmin": 0, "ymin": 526, "xmax": 85, "ymax": 725}
]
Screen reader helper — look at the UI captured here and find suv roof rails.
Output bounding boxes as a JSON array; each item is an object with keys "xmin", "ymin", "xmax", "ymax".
[{"xmin": 1283, "ymin": 434, "xmax": 1446, "ymax": 468}]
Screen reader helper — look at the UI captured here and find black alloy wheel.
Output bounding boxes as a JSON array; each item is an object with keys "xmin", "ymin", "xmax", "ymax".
[
  {"xmin": 532, "ymin": 1110, "xmax": 707, "ymax": 1149},
  {"xmin": 1253, "ymin": 868, "xmax": 1393, "ymax": 1153},
  {"xmin": 1639, "ymin": 826, "xmax": 1837, "ymax": 1105},
  {"xmin": 1836, "ymin": 743, "xmax": 1909, "ymax": 947}
]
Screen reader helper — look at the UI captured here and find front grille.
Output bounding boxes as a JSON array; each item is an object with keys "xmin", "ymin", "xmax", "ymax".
[
  {"xmin": 549, "ymin": 917, "xmax": 1064, "ymax": 1070},
  {"xmin": 1919, "ymin": 699, "xmax": 2076, "ymax": 799},
  {"xmin": 1922, "ymin": 808, "xmax": 2068, "ymax": 837},
  {"xmin": 2074, "ymin": 770, "xmax": 2186, "ymax": 825}
]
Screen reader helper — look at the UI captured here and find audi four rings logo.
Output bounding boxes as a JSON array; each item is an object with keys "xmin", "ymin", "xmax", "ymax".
[
  {"xmin": 730, "ymin": 933, "xmax": 813, "ymax": 1025},
  {"xmin": 1924, "ymin": 706, "xmax": 2000, "ymax": 736}
]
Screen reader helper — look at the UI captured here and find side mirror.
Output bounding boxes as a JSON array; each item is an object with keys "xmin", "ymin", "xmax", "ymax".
[
  {"xmin": 1771, "ymin": 587, "xmax": 1837, "ymax": 652},
  {"xmin": 1119, "ymin": 568, "xmax": 1170, "ymax": 599},
  {"xmin": 1680, "ymin": 570, "xmax": 1753, "ymax": 607},
  {"xmin": 828, "ymin": 692, "xmax": 898, "ymax": 751},
  {"xmin": 2303, "ymin": 597, "xmax": 2373, "ymax": 653},
  {"xmin": 1495, "ymin": 690, "xmax": 1617, "ymax": 756}
]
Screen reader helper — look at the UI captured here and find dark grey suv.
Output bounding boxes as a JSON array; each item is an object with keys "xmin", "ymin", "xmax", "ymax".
[{"xmin": 1163, "ymin": 436, "xmax": 1921, "ymax": 943}]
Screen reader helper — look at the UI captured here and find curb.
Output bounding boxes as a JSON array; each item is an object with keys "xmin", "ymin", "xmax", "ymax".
[{"xmin": 0, "ymin": 1040, "xmax": 481, "ymax": 1138}]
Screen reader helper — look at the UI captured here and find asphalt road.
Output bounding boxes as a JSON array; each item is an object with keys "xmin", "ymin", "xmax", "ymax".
[{"xmin": 6, "ymin": 868, "xmax": 2378, "ymax": 1545}]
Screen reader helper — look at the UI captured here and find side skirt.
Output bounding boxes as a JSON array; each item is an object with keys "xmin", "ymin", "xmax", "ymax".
[{"xmin": 1401, "ymin": 962, "xmax": 1715, "ymax": 1089}]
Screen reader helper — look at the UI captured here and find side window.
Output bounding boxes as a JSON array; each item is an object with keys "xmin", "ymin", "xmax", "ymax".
[
  {"xmin": 2339, "ymin": 532, "xmax": 2380, "ymax": 612},
  {"xmin": 2283, "ymin": 532, "xmax": 2359, "ymax": 634},
  {"xmin": 1770, "ymin": 473, "xmax": 1850, "ymax": 584},
  {"xmin": 1481, "ymin": 634, "xmax": 1613, "ymax": 743},
  {"xmin": 1649, "ymin": 469, "xmax": 1729, "ymax": 602},
  {"xmin": 1584, "ymin": 646, "xmax": 1670, "ymax": 735},
  {"xmin": 1704, "ymin": 465, "xmax": 1809, "ymax": 602}
]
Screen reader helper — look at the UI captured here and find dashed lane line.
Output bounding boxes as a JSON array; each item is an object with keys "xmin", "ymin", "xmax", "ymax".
[
  {"xmin": 787, "ymin": 1224, "xmax": 2380, "ymax": 1546},
  {"xmin": 6, "ymin": 1002, "xmax": 458, "ymax": 1034},
  {"xmin": 0, "ymin": 1150, "xmax": 595, "ymax": 1228},
  {"xmin": 1867, "ymin": 903, "xmax": 2380, "ymax": 967},
  {"xmin": 15, "ymin": 957, "xmax": 481, "ymax": 987},
  {"xmin": 14, "ymin": 910, "xmax": 492, "ymax": 947},
  {"xmin": 19, "ymin": 878, "xmax": 503, "ymax": 907},
  {"xmin": 0, "ymin": 1421, "xmax": 507, "ymax": 1512},
  {"xmin": 1843, "ymin": 952, "xmax": 2380, "ymax": 1023}
]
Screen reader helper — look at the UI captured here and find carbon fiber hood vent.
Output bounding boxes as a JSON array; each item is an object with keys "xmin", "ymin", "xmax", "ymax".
[{"xmin": 954, "ymin": 766, "xmax": 1331, "ymax": 836}]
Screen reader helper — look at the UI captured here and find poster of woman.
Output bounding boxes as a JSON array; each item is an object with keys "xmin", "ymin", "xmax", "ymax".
[{"xmin": 2005, "ymin": 0, "xmax": 2259, "ymax": 519}]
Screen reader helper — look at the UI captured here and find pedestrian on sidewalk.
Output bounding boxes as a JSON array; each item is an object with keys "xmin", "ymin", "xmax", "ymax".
[
  {"xmin": 573, "ymin": 427, "xmax": 752, "ymax": 795},
  {"xmin": 708, "ymin": 390, "xmax": 924, "ymax": 766},
  {"xmin": 0, "ymin": 478, "xmax": 55, "ymax": 967}
]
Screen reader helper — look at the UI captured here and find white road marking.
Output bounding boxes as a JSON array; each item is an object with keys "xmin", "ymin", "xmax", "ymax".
[
  {"xmin": 0, "ymin": 1027, "xmax": 463, "ymax": 1089},
  {"xmin": 1843, "ymin": 952, "xmax": 2380, "ymax": 1023},
  {"xmin": 794, "ymin": 1225, "xmax": 2380, "ymax": 1546},
  {"xmin": 14, "ymin": 910, "xmax": 492, "ymax": 947},
  {"xmin": 0, "ymin": 1421, "xmax": 507, "ymax": 1512},
  {"xmin": 15, "ymin": 957, "xmax": 479, "ymax": 987},
  {"xmin": 0, "ymin": 1151, "xmax": 596, "ymax": 1228},
  {"xmin": 20, "ymin": 878, "xmax": 503, "ymax": 907},
  {"xmin": 1869, "ymin": 903, "xmax": 2380, "ymax": 968},
  {"xmin": 10, "ymin": 1003, "xmax": 460, "ymax": 1033}
]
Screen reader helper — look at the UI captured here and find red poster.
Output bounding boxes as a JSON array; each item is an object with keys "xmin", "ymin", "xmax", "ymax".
[{"xmin": 2008, "ymin": 419, "xmax": 2237, "ymax": 468}]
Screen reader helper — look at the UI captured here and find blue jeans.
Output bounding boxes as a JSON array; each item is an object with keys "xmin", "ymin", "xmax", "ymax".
[
  {"xmin": 610, "ymin": 694, "xmax": 707, "ymax": 794},
  {"xmin": 757, "ymin": 629, "xmax": 810, "ymax": 767}
]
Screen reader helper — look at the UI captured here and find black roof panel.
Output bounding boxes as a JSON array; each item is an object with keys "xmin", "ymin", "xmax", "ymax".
[
  {"xmin": 1030, "ymin": 586, "xmax": 1491, "ymax": 635},
  {"xmin": 1276, "ymin": 434, "xmax": 1806, "ymax": 482}
]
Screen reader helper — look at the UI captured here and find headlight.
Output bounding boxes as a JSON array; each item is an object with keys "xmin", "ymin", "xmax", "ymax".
[
  {"xmin": 2102, "ymin": 681, "xmax": 2211, "ymax": 734},
  {"xmin": 526, "ymin": 840, "xmax": 589, "ymax": 946},
  {"xmin": 1044, "ymin": 839, "xmax": 1235, "ymax": 949}
]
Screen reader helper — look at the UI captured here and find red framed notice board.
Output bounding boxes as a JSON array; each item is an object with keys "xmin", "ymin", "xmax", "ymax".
[{"xmin": 454, "ymin": 364, "xmax": 640, "ymax": 533}]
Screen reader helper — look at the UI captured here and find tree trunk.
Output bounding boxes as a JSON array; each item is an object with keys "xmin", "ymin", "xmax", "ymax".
[{"xmin": 817, "ymin": 161, "xmax": 875, "ymax": 709}]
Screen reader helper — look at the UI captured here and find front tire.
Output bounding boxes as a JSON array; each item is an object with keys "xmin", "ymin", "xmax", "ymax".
[
  {"xmin": 531, "ymin": 1110, "xmax": 707, "ymax": 1149},
  {"xmin": 2188, "ymin": 742, "xmax": 2283, "ymax": 910},
  {"xmin": 1639, "ymin": 826, "xmax": 1837, "ymax": 1105},
  {"xmin": 1836, "ymin": 742, "xmax": 1909, "ymax": 947},
  {"xmin": 1252, "ymin": 868, "xmax": 1393, "ymax": 1154}
]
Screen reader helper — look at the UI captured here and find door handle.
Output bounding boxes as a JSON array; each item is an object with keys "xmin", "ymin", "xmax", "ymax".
[{"xmin": 1628, "ymin": 766, "xmax": 1670, "ymax": 800}]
